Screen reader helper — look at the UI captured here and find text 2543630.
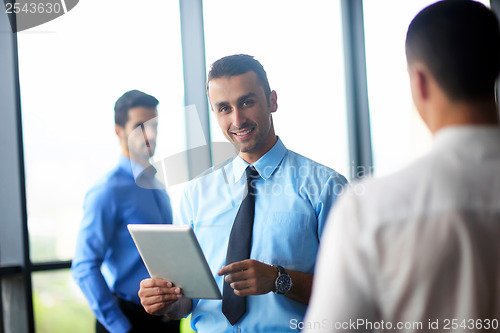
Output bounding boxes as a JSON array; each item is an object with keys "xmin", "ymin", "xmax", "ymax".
[{"xmin": 5, "ymin": 2, "xmax": 62, "ymax": 14}]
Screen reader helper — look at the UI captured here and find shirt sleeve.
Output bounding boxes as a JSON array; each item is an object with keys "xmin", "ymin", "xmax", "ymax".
[
  {"xmin": 304, "ymin": 189, "xmax": 376, "ymax": 332},
  {"xmin": 316, "ymin": 172, "xmax": 349, "ymax": 239},
  {"xmin": 71, "ymin": 185, "xmax": 131, "ymax": 333}
]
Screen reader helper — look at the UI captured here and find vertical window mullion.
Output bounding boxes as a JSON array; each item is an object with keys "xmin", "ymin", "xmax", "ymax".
[
  {"xmin": 179, "ymin": 0, "xmax": 212, "ymax": 177},
  {"xmin": 341, "ymin": 0, "xmax": 373, "ymax": 179},
  {"xmin": 0, "ymin": 2, "xmax": 34, "ymax": 330}
]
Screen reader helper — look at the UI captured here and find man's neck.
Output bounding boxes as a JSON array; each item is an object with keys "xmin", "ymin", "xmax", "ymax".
[
  {"xmin": 122, "ymin": 153, "xmax": 152, "ymax": 170},
  {"xmin": 430, "ymin": 97, "xmax": 499, "ymax": 134},
  {"xmin": 238, "ymin": 136, "xmax": 278, "ymax": 164},
  {"xmin": 132, "ymin": 158, "xmax": 152, "ymax": 169}
]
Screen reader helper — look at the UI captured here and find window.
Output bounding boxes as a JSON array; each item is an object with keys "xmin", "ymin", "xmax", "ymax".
[
  {"xmin": 364, "ymin": 0, "xmax": 491, "ymax": 177},
  {"xmin": 16, "ymin": 0, "xmax": 184, "ymax": 330},
  {"xmin": 32, "ymin": 270, "xmax": 93, "ymax": 332},
  {"xmin": 203, "ymin": 0, "xmax": 350, "ymax": 176}
]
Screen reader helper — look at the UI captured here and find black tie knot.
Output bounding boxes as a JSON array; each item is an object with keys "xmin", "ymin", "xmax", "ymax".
[
  {"xmin": 245, "ymin": 166, "xmax": 259, "ymax": 197},
  {"xmin": 246, "ymin": 166, "xmax": 259, "ymax": 179}
]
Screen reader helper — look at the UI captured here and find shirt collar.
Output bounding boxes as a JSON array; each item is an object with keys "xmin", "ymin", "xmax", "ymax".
[
  {"xmin": 433, "ymin": 125, "xmax": 500, "ymax": 152},
  {"xmin": 232, "ymin": 137, "xmax": 287, "ymax": 183},
  {"xmin": 118, "ymin": 155, "xmax": 153, "ymax": 178}
]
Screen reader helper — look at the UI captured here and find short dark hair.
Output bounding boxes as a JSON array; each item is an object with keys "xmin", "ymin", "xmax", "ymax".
[
  {"xmin": 406, "ymin": 0, "xmax": 500, "ymax": 101},
  {"xmin": 207, "ymin": 54, "xmax": 272, "ymax": 101},
  {"xmin": 114, "ymin": 90, "xmax": 159, "ymax": 127}
]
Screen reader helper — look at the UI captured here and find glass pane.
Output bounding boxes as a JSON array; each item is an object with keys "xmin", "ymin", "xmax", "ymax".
[
  {"xmin": 17, "ymin": 0, "xmax": 185, "ymax": 262},
  {"xmin": 364, "ymin": 0, "xmax": 490, "ymax": 177},
  {"xmin": 203, "ymin": 0, "xmax": 350, "ymax": 177},
  {"xmin": 32, "ymin": 269, "xmax": 196, "ymax": 333},
  {"xmin": 32, "ymin": 270, "xmax": 93, "ymax": 333}
]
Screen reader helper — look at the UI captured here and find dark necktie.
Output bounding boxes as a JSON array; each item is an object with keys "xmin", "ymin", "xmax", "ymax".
[{"xmin": 222, "ymin": 166, "xmax": 259, "ymax": 325}]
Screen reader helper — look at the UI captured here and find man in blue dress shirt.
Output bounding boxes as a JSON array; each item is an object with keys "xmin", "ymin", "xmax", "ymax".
[
  {"xmin": 72, "ymin": 90, "xmax": 180, "ymax": 333},
  {"xmin": 138, "ymin": 55, "xmax": 348, "ymax": 332}
]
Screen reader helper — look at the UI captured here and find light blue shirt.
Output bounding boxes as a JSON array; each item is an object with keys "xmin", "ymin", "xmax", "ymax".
[
  {"xmin": 177, "ymin": 138, "xmax": 348, "ymax": 333},
  {"xmin": 72, "ymin": 155, "xmax": 173, "ymax": 333}
]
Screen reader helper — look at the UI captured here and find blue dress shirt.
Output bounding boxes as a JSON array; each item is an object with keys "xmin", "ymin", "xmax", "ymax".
[
  {"xmin": 177, "ymin": 138, "xmax": 348, "ymax": 333},
  {"xmin": 72, "ymin": 155, "xmax": 173, "ymax": 333}
]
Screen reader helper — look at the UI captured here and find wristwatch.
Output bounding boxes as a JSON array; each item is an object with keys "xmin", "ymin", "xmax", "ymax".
[{"xmin": 273, "ymin": 265, "xmax": 292, "ymax": 295}]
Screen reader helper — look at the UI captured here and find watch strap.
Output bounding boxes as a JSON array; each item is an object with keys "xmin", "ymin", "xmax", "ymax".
[{"xmin": 275, "ymin": 265, "xmax": 287, "ymax": 276}]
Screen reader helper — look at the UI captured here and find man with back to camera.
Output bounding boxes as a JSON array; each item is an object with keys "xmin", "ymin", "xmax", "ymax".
[
  {"xmin": 304, "ymin": 1, "xmax": 500, "ymax": 332},
  {"xmin": 137, "ymin": 54, "xmax": 348, "ymax": 332},
  {"xmin": 71, "ymin": 90, "xmax": 180, "ymax": 333}
]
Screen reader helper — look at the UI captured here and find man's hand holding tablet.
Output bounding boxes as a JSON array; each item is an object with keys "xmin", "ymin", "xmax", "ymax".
[{"xmin": 138, "ymin": 278, "xmax": 192, "ymax": 319}]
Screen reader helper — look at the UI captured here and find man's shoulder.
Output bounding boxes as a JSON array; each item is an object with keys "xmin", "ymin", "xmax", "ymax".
[
  {"xmin": 86, "ymin": 166, "xmax": 134, "ymax": 200},
  {"xmin": 183, "ymin": 157, "xmax": 233, "ymax": 192},
  {"xmin": 198, "ymin": 157, "xmax": 233, "ymax": 178},
  {"xmin": 358, "ymin": 145, "xmax": 466, "ymax": 198},
  {"xmin": 340, "ymin": 150, "xmax": 450, "ymax": 225},
  {"xmin": 284, "ymin": 149, "xmax": 348, "ymax": 184}
]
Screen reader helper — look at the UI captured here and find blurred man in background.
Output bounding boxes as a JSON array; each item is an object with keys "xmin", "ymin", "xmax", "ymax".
[{"xmin": 72, "ymin": 90, "xmax": 179, "ymax": 333}]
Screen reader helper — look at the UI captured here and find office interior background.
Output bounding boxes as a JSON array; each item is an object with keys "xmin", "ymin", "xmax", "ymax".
[{"xmin": 1, "ymin": 0, "xmax": 499, "ymax": 332}]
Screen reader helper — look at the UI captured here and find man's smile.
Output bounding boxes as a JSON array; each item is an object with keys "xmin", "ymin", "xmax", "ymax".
[{"xmin": 231, "ymin": 127, "xmax": 255, "ymax": 137}]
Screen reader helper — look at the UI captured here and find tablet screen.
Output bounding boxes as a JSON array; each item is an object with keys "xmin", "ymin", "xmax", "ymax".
[{"xmin": 128, "ymin": 224, "xmax": 222, "ymax": 299}]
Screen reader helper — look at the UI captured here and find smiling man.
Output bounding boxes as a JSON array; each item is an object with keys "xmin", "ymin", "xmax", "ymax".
[{"xmin": 138, "ymin": 54, "xmax": 348, "ymax": 332}]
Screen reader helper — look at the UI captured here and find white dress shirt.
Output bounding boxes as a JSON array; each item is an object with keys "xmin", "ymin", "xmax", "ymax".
[{"xmin": 304, "ymin": 126, "xmax": 500, "ymax": 332}]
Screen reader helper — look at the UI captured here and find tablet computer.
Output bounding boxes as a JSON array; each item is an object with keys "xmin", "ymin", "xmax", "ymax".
[{"xmin": 127, "ymin": 224, "xmax": 222, "ymax": 299}]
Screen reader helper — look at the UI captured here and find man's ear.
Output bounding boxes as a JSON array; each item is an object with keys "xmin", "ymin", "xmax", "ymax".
[
  {"xmin": 409, "ymin": 62, "xmax": 435, "ymax": 130},
  {"xmin": 115, "ymin": 124, "xmax": 123, "ymax": 138},
  {"xmin": 269, "ymin": 90, "xmax": 278, "ymax": 113},
  {"xmin": 410, "ymin": 63, "xmax": 430, "ymax": 102}
]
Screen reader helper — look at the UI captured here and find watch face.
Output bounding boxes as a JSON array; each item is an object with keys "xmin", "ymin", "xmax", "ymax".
[{"xmin": 276, "ymin": 274, "xmax": 291, "ymax": 294}]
